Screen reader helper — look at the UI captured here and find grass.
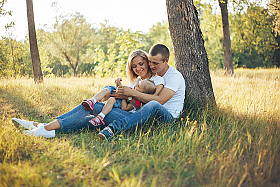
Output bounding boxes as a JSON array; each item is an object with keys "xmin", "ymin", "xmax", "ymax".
[{"xmin": 0, "ymin": 68, "xmax": 280, "ymax": 186}]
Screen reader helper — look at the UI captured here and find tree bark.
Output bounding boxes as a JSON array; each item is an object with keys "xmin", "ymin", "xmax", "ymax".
[
  {"xmin": 166, "ymin": 0, "xmax": 216, "ymax": 110},
  {"xmin": 219, "ymin": 0, "xmax": 234, "ymax": 76},
  {"xmin": 26, "ymin": 0, "xmax": 43, "ymax": 83}
]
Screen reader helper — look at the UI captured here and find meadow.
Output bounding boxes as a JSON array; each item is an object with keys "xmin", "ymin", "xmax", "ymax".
[{"xmin": 0, "ymin": 68, "xmax": 279, "ymax": 186}]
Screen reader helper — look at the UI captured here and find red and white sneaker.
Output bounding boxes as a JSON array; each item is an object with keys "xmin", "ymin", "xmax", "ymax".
[
  {"xmin": 81, "ymin": 99, "xmax": 95, "ymax": 111},
  {"xmin": 89, "ymin": 115, "xmax": 105, "ymax": 126}
]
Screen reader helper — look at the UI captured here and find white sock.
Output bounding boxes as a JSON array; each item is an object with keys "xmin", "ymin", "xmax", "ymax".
[
  {"xmin": 37, "ymin": 123, "xmax": 48, "ymax": 130},
  {"xmin": 98, "ymin": 112, "xmax": 105, "ymax": 119},
  {"xmin": 37, "ymin": 123, "xmax": 45, "ymax": 127},
  {"xmin": 91, "ymin": 97, "xmax": 97, "ymax": 103}
]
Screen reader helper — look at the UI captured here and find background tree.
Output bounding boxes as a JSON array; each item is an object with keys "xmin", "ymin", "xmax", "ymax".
[
  {"xmin": 26, "ymin": 0, "xmax": 43, "ymax": 83},
  {"xmin": 0, "ymin": 0, "xmax": 11, "ymax": 16},
  {"xmin": 46, "ymin": 13, "xmax": 95, "ymax": 76},
  {"xmin": 218, "ymin": 0, "xmax": 233, "ymax": 75},
  {"xmin": 199, "ymin": 3, "xmax": 224, "ymax": 69},
  {"xmin": 1, "ymin": 0, "xmax": 279, "ymax": 78},
  {"xmin": 35, "ymin": 29, "xmax": 59, "ymax": 76},
  {"xmin": 104, "ymin": 29, "xmax": 146, "ymax": 77},
  {"xmin": 269, "ymin": 0, "xmax": 280, "ymax": 35},
  {"xmin": 166, "ymin": 0, "xmax": 216, "ymax": 109},
  {"xmin": 231, "ymin": 2, "xmax": 279, "ymax": 67},
  {"xmin": 93, "ymin": 22, "xmax": 120, "ymax": 77},
  {"xmin": 2, "ymin": 35, "xmax": 25, "ymax": 76},
  {"xmin": 0, "ymin": 38, "xmax": 9, "ymax": 75},
  {"xmin": 145, "ymin": 21, "xmax": 175, "ymax": 66},
  {"xmin": 93, "ymin": 22, "xmax": 148, "ymax": 77}
]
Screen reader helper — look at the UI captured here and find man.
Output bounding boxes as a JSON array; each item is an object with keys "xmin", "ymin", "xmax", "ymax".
[{"xmin": 98, "ymin": 44, "xmax": 185, "ymax": 140}]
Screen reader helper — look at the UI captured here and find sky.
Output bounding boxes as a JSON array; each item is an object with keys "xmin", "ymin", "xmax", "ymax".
[{"xmin": 0, "ymin": 0, "xmax": 168, "ymax": 40}]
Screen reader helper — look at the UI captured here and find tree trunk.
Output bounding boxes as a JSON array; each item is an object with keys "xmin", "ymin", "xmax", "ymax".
[
  {"xmin": 26, "ymin": 0, "xmax": 43, "ymax": 83},
  {"xmin": 219, "ymin": 0, "xmax": 234, "ymax": 76},
  {"xmin": 166, "ymin": 0, "xmax": 216, "ymax": 110}
]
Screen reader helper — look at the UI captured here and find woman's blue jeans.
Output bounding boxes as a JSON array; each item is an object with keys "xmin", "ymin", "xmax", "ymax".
[
  {"xmin": 56, "ymin": 100, "xmax": 174, "ymax": 134},
  {"xmin": 56, "ymin": 102, "xmax": 131, "ymax": 132}
]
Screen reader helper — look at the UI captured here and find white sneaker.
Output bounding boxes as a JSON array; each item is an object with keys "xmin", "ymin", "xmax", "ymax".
[
  {"xmin": 12, "ymin": 118, "xmax": 37, "ymax": 130},
  {"xmin": 22, "ymin": 125, "xmax": 55, "ymax": 138}
]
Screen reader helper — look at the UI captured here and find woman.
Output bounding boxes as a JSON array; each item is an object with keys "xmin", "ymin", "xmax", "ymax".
[{"xmin": 13, "ymin": 49, "xmax": 164, "ymax": 138}]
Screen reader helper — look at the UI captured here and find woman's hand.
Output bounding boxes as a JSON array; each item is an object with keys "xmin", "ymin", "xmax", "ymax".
[
  {"xmin": 110, "ymin": 91, "xmax": 128, "ymax": 99},
  {"xmin": 116, "ymin": 86, "xmax": 133, "ymax": 96}
]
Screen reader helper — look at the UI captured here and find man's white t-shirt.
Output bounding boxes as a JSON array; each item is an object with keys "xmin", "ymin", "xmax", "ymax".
[
  {"xmin": 162, "ymin": 65, "xmax": 185, "ymax": 118},
  {"xmin": 149, "ymin": 75, "xmax": 165, "ymax": 86}
]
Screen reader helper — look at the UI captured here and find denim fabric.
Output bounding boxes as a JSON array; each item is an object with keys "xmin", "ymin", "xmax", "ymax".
[
  {"xmin": 102, "ymin": 85, "xmax": 117, "ymax": 94},
  {"xmin": 113, "ymin": 99, "xmax": 122, "ymax": 108},
  {"xmin": 102, "ymin": 85, "xmax": 122, "ymax": 108},
  {"xmin": 56, "ymin": 102, "xmax": 132, "ymax": 132},
  {"xmin": 108, "ymin": 100, "xmax": 174, "ymax": 134},
  {"xmin": 56, "ymin": 83, "xmax": 174, "ymax": 134}
]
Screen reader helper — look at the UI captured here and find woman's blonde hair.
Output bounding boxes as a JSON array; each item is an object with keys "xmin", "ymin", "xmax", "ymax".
[{"xmin": 126, "ymin": 49, "xmax": 152, "ymax": 83}]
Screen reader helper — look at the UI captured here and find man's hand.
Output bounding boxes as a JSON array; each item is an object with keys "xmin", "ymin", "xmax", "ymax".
[{"xmin": 116, "ymin": 85, "xmax": 133, "ymax": 96}]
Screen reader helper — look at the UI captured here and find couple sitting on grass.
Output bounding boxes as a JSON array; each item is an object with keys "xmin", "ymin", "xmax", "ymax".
[{"xmin": 12, "ymin": 44, "xmax": 186, "ymax": 140}]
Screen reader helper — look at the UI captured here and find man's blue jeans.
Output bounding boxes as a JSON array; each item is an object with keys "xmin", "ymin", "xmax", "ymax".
[
  {"xmin": 108, "ymin": 100, "xmax": 174, "ymax": 133},
  {"xmin": 56, "ymin": 100, "xmax": 174, "ymax": 134}
]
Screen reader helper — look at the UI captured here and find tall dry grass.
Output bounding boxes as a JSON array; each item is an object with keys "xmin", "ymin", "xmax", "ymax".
[{"xmin": 0, "ymin": 68, "xmax": 279, "ymax": 186}]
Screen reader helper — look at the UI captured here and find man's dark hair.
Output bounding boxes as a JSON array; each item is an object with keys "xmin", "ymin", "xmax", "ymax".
[{"xmin": 149, "ymin": 44, "xmax": 170, "ymax": 62}]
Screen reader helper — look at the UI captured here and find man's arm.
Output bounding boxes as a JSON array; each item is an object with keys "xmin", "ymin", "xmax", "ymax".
[
  {"xmin": 154, "ymin": 84, "xmax": 164, "ymax": 96},
  {"xmin": 116, "ymin": 86, "xmax": 175, "ymax": 105}
]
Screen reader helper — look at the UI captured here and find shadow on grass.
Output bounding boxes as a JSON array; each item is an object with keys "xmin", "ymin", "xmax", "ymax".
[
  {"xmin": 0, "ymin": 85, "xmax": 78, "ymax": 123},
  {"xmin": 0, "ymin": 89, "xmax": 42, "ymax": 120},
  {"xmin": 181, "ymin": 106, "xmax": 280, "ymax": 185}
]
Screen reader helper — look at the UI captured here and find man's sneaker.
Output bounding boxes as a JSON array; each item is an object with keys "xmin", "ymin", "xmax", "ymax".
[
  {"xmin": 89, "ymin": 115, "xmax": 105, "ymax": 126},
  {"xmin": 22, "ymin": 125, "xmax": 55, "ymax": 138},
  {"xmin": 12, "ymin": 118, "xmax": 37, "ymax": 130},
  {"xmin": 98, "ymin": 126, "xmax": 114, "ymax": 141},
  {"xmin": 81, "ymin": 99, "xmax": 95, "ymax": 111}
]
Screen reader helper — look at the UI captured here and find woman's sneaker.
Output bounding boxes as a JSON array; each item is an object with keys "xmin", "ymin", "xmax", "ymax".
[
  {"xmin": 12, "ymin": 118, "xmax": 37, "ymax": 130},
  {"xmin": 81, "ymin": 99, "xmax": 95, "ymax": 111},
  {"xmin": 89, "ymin": 115, "xmax": 105, "ymax": 126},
  {"xmin": 22, "ymin": 124, "xmax": 55, "ymax": 138}
]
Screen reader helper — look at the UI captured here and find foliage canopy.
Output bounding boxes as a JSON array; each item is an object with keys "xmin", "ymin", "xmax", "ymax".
[{"xmin": 0, "ymin": 1, "xmax": 279, "ymax": 77}]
